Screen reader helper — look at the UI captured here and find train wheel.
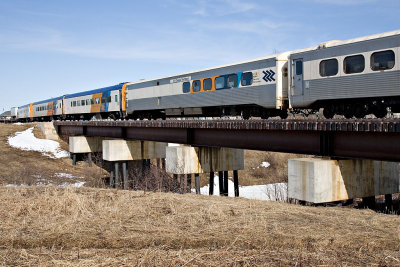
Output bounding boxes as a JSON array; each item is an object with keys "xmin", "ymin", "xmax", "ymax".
[
  {"xmin": 260, "ymin": 110, "xmax": 269, "ymax": 120},
  {"xmin": 323, "ymin": 107, "xmax": 334, "ymax": 119},
  {"xmin": 242, "ymin": 110, "xmax": 250, "ymax": 120},
  {"xmin": 373, "ymin": 108, "xmax": 387, "ymax": 119},
  {"xmin": 279, "ymin": 111, "xmax": 288, "ymax": 119}
]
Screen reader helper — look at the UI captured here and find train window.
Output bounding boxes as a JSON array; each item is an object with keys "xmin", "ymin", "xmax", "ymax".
[
  {"xmin": 95, "ymin": 98, "xmax": 100, "ymax": 104},
  {"xmin": 101, "ymin": 97, "xmax": 105, "ymax": 104},
  {"xmin": 320, "ymin": 59, "xmax": 338, "ymax": 77},
  {"xmin": 81, "ymin": 100, "xmax": 85, "ymax": 106},
  {"xmin": 71, "ymin": 102, "xmax": 73, "ymax": 107},
  {"xmin": 91, "ymin": 99, "xmax": 94, "ymax": 105},
  {"xmin": 77, "ymin": 101, "xmax": 80, "ymax": 107},
  {"xmin": 182, "ymin": 82, "xmax": 191, "ymax": 93},
  {"xmin": 193, "ymin": 80, "xmax": 201, "ymax": 92},
  {"xmin": 371, "ymin": 50, "xmax": 395, "ymax": 71},
  {"xmin": 344, "ymin": 55, "xmax": 365, "ymax": 74},
  {"xmin": 203, "ymin": 78, "xmax": 212, "ymax": 91},
  {"xmin": 107, "ymin": 96, "xmax": 111, "ymax": 103},
  {"xmin": 115, "ymin": 95, "xmax": 118, "ymax": 102},
  {"xmin": 241, "ymin": 72, "xmax": 253, "ymax": 86},
  {"xmin": 215, "ymin": 76, "xmax": 225, "ymax": 90},
  {"xmin": 227, "ymin": 74, "xmax": 238, "ymax": 88},
  {"xmin": 296, "ymin": 61, "xmax": 303, "ymax": 75}
]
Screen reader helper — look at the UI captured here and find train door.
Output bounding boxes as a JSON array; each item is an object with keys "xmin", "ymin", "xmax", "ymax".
[
  {"xmin": 292, "ymin": 59, "xmax": 304, "ymax": 96},
  {"xmin": 289, "ymin": 58, "xmax": 305, "ymax": 108}
]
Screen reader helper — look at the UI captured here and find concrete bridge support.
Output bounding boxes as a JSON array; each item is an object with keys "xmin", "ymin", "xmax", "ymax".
[
  {"xmin": 288, "ymin": 158, "xmax": 400, "ymax": 205},
  {"xmin": 166, "ymin": 146, "xmax": 244, "ymax": 196},
  {"xmin": 69, "ymin": 136, "xmax": 104, "ymax": 166},
  {"xmin": 102, "ymin": 140, "xmax": 167, "ymax": 189}
]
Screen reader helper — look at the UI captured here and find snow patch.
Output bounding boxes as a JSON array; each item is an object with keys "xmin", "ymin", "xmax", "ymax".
[
  {"xmin": 59, "ymin": 181, "xmax": 85, "ymax": 187},
  {"xmin": 8, "ymin": 127, "xmax": 69, "ymax": 159},
  {"xmin": 54, "ymin": 173, "xmax": 78, "ymax": 179},
  {"xmin": 192, "ymin": 176, "xmax": 287, "ymax": 201},
  {"xmin": 261, "ymin": 162, "xmax": 270, "ymax": 168},
  {"xmin": 13, "ymin": 122, "xmax": 23, "ymax": 125}
]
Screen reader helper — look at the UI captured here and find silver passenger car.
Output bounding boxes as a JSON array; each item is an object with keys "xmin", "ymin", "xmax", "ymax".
[
  {"xmin": 126, "ymin": 53, "xmax": 290, "ymax": 119},
  {"xmin": 289, "ymin": 30, "xmax": 400, "ymax": 118}
]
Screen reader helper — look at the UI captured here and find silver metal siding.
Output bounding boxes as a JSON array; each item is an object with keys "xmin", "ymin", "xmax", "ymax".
[{"xmin": 127, "ymin": 84, "xmax": 276, "ymax": 112}]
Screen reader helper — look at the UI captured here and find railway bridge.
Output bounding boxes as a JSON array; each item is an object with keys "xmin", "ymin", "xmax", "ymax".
[{"xmin": 54, "ymin": 119, "xmax": 400, "ymax": 205}]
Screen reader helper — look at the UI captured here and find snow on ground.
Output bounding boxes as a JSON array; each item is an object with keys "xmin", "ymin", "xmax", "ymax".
[
  {"xmin": 13, "ymin": 122, "xmax": 23, "ymax": 125},
  {"xmin": 7, "ymin": 127, "xmax": 69, "ymax": 159},
  {"xmin": 261, "ymin": 162, "xmax": 270, "ymax": 168},
  {"xmin": 59, "ymin": 181, "xmax": 86, "ymax": 187},
  {"xmin": 54, "ymin": 173, "xmax": 79, "ymax": 179},
  {"xmin": 192, "ymin": 174, "xmax": 287, "ymax": 201}
]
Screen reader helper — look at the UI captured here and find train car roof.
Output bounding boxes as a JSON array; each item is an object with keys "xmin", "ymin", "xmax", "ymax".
[
  {"xmin": 64, "ymin": 83, "xmax": 126, "ymax": 99},
  {"xmin": 126, "ymin": 52, "xmax": 290, "ymax": 86},
  {"xmin": 18, "ymin": 96, "xmax": 63, "ymax": 109},
  {"xmin": 290, "ymin": 29, "xmax": 400, "ymax": 56},
  {"xmin": 33, "ymin": 96, "xmax": 64, "ymax": 106}
]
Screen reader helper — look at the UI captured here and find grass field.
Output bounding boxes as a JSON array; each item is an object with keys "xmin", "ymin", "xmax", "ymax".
[{"xmin": 1, "ymin": 123, "xmax": 399, "ymax": 266}]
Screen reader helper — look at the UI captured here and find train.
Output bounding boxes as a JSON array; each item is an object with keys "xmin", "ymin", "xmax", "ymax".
[{"xmin": 13, "ymin": 29, "xmax": 400, "ymax": 121}]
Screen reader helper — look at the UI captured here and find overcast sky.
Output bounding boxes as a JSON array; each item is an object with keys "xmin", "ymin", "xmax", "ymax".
[{"xmin": 0, "ymin": 0, "xmax": 399, "ymax": 111}]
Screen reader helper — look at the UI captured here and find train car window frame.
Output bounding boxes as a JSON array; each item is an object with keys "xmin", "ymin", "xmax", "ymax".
[
  {"xmin": 371, "ymin": 50, "xmax": 395, "ymax": 71},
  {"xmin": 227, "ymin": 74, "xmax": 238, "ymax": 88},
  {"xmin": 95, "ymin": 98, "xmax": 100, "ymax": 104},
  {"xmin": 203, "ymin": 78, "xmax": 212, "ymax": 91},
  {"xmin": 192, "ymin": 80, "xmax": 201, "ymax": 92},
  {"xmin": 115, "ymin": 95, "xmax": 118, "ymax": 102},
  {"xmin": 77, "ymin": 101, "xmax": 81, "ymax": 107},
  {"xmin": 101, "ymin": 97, "xmax": 106, "ymax": 104},
  {"xmin": 241, "ymin": 72, "xmax": 253, "ymax": 86},
  {"xmin": 107, "ymin": 96, "xmax": 112, "ymax": 103},
  {"xmin": 215, "ymin": 76, "xmax": 226, "ymax": 90},
  {"xmin": 296, "ymin": 61, "xmax": 303, "ymax": 75},
  {"xmin": 344, "ymin": 54, "xmax": 365, "ymax": 74},
  {"xmin": 320, "ymin": 58, "xmax": 338, "ymax": 77},
  {"xmin": 182, "ymin": 82, "xmax": 191, "ymax": 93},
  {"xmin": 81, "ymin": 100, "xmax": 85, "ymax": 106},
  {"xmin": 91, "ymin": 99, "xmax": 95, "ymax": 105}
]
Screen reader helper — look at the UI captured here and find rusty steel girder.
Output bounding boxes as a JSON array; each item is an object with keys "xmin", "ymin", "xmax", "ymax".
[{"xmin": 55, "ymin": 119, "xmax": 400, "ymax": 162}]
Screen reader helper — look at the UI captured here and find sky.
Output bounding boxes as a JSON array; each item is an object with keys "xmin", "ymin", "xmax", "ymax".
[{"xmin": 0, "ymin": 0, "xmax": 399, "ymax": 111}]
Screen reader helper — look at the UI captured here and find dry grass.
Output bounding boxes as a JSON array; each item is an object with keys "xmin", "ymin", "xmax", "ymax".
[{"xmin": 0, "ymin": 186, "xmax": 399, "ymax": 266}]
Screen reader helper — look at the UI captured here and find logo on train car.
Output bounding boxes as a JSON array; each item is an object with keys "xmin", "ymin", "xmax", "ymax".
[
  {"xmin": 170, "ymin": 76, "xmax": 191, "ymax": 84},
  {"xmin": 263, "ymin": 70, "xmax": 275, "ymax": 82}
]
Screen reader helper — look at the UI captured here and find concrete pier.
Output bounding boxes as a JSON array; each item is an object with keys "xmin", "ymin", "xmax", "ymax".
[
  {"xmin": 288, "ymin": 158, "xmax": 400, "ymax": 203},
  {"xmin": 69, "ymin": 136, "xmax": 103, "ymax": 154},
  {"xmin": 166, "ymin": 146, "xmax": 244, "ymax": 196},
  {"xmin": 103, "ymin": 140, "xmax": 166, "ymax": 161},
  {"xmin": 69, "ymin": 136, "xmax": 104, "ymax": 166},
  {"xmin": 102, "ymin": 140, "xmax": 167, "ymax": 189}
]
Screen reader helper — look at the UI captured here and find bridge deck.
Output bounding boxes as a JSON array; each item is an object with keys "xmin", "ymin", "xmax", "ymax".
[{"xmin": 54, "ymin": 119, "xmax": 400, "ymax": 162}]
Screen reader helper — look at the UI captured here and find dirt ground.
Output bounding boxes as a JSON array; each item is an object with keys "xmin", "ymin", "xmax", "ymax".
[{"xmin": 0, "ymin": 186, "xmax": 399, "ymax": 266}]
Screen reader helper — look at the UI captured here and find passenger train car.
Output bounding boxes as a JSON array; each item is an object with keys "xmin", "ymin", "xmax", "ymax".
[
  {"xmin": 289, "ymin": 30, "xmax": 400, "ymax": 119},
  {"xmin": 14, "ymin": 29, "xmax": 400, "ymax": 121}
]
